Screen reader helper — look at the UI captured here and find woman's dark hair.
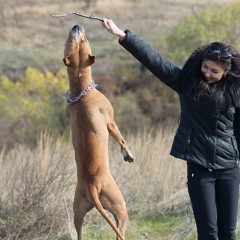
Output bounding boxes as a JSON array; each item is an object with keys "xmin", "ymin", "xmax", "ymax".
[
  {"xmin": 181, "ymin": 41, "xmax": 240, "ymax": 112},
  {"xmin": 203, "ymin": 43, "xmax": 232, "ymax": 70}
]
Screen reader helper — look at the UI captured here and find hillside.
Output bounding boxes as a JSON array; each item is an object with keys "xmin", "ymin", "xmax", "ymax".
[
  {"xmin": 1, "ymin": 0, "xmax": 240, "ymax": 144},
  {"xmin": 1, "ymin": 0, "xmax": 239, "ymax": 80}
]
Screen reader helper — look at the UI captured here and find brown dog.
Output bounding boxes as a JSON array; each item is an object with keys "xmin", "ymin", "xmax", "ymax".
[{"xmin": 63, "ymin": 24, "xmax": 134, "ymax": 240}]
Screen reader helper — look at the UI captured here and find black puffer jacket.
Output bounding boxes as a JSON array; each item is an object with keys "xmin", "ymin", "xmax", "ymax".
[{"xmin": 120, "ymin": 29, "xmax": 240, "ymax": 170}]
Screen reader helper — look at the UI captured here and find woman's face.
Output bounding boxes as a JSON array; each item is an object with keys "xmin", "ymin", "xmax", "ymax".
[{"xmin": 201, "ymin": 59, "xmax": 226, "ymax": 84}]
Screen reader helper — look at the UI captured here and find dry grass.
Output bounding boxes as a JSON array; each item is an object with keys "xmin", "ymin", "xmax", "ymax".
[
  {"xmin": 0, "ymin": 125, "xmax": 239, "ymax": 239},
  {"xmin": 109, "ymin": 126, "xmax": 188, "ymax": 216},
  {"xmin": 0, "ymin": 125, "xmax": 189, "ymax": 239},
  {"xmin": 0, "ymin": 132, "xmax": 76, "ymax": 239}
]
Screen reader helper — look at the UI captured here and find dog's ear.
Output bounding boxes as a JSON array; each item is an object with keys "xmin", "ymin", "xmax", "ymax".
[
  {"xmin": 89, "ymin": 55, "xmax": 96, "ymax": 65},
  {"xmin": 63, "ymin": 57, "xmax": 70, "ymax": 66},
  {"xmin": 63, "ymin": 55, "xmax": 70, "ymax": 66}
]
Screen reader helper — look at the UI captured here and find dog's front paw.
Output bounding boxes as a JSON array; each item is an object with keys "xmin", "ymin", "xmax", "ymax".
[
  {"xmin": 124, "ymin": 155, "xmax": 134, "ymax": 163},
  {"xmin": 121, "ymin": 149, "xmax": 134, "ymax": 163}
]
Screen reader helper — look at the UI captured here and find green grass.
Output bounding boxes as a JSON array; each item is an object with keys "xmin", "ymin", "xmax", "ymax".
[
  {"xmin": 51, "ymin": 215, "xmax": 240, "ymax": 240},
  {"xmin": 80, "ymin": 215, "xmax": 193, "ymax": 240},
  {"xmin": 128, "ymin": 216, "xmax": 181, "ymax": 239}
]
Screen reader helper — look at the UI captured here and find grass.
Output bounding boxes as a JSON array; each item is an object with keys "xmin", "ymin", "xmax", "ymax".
[
  {"xmin": 78, "ymin": 215, "xmax": 240, "ymax": 240},
  {"xmin": 81, "ymin": 215, "xmax": 183, "ymax": 240},
  {"xmin": 47, "ymin": 215, "xmax": 189, "ymax": 240},
  {"xmin": 130, "ymin": 216, "xmax": 181, "ymax": 239},
  {"xmin": 0, "ymin": 127, "xmax": 240, "ymax": 239}
]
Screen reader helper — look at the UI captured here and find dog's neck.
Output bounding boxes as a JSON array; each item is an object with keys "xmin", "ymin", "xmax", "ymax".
[{"xmin": 67, "ymin": 66, "xmax": 93, "ymax": 98}]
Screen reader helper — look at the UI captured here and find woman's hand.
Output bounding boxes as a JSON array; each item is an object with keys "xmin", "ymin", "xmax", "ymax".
[{"xmin": 101, "ymin": 18, "xmax": 126, "ymax": 41}]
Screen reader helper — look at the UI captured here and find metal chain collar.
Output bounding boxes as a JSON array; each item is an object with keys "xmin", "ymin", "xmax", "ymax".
[{"xmin": 65, "ymin": 81, "xmax": 97, "ymax": 105}]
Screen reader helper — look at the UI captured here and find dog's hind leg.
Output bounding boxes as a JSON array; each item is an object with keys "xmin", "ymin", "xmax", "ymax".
[
  {"xmin": 107, "ymin": 121, "xmax": 134, "ymax": 162},
  {"xmin": 87, "ymin": 183, "xmax": 125, "ymax": 240},
  {"xmin": 112, "ymin": 200, "xmax": 128, "ymax": 240},
  {"xmin": 100, "ymin": 180, "xmax": 128, "ymax": 240},
  {"xmin": 73, "ymin": 184, "xmax": 94, "ymax": 240}
]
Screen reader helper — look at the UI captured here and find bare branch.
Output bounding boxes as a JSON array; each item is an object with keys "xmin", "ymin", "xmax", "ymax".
[{"xmin": 51, "ymin": 12, "xmax": 103, "ymax": 22}]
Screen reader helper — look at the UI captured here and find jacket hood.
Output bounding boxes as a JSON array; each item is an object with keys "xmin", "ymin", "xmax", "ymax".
[
  {"xmin": 180, "ymin": 45, "xmax": 209, "ymax": 97},
  {"xmin": 181, "ymin": 45, "xmax": 240, "ymax": 107},
  {"xmin": 182, "ymin": 45, "xmax": 207, "ymax": 73}
]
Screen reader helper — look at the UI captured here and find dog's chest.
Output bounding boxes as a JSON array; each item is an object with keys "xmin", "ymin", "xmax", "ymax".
[{"xmin": 69, "ymin": 103, "xmax": 108, "ymax": 127}]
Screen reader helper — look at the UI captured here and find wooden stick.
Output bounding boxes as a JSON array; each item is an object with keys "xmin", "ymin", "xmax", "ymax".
[{"xmin": 51, "ymin": 12, "xmax": 103, "ymax": 21}]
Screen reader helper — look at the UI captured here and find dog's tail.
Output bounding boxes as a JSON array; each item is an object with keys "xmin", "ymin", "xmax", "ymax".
[{"xmin": 89, "ymin": 186, "xmax": 124, "ymax": 240}]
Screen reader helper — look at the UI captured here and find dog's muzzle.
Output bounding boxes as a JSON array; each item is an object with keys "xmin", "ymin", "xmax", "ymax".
[{"xmin": 70, "ymin": 24, "xmax": 85, "ymax": 35}]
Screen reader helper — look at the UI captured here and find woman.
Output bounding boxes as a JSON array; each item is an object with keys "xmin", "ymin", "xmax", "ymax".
[{"xmin": 101, "ymin": 18, "xmax": 240, "ymax": 240}]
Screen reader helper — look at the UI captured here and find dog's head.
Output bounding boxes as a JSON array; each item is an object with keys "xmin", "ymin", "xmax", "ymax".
[{"xmin": 63, "ymin": 25, "xmax": 95, "ymax": 68}]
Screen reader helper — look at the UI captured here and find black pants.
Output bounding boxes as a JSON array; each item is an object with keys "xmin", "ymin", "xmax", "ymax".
[{"xmin": 187, "ymin": 162, "xmax": 240, "ymax": 240}]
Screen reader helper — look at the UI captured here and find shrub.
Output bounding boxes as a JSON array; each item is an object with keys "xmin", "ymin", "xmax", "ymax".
[
  {"xmin": 0, "ymin": 132, "xmax": 75, "ymax": 239},
  {"xmin": 164, "ymin": 3, "xmax": 240, "ymax": 66}
]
